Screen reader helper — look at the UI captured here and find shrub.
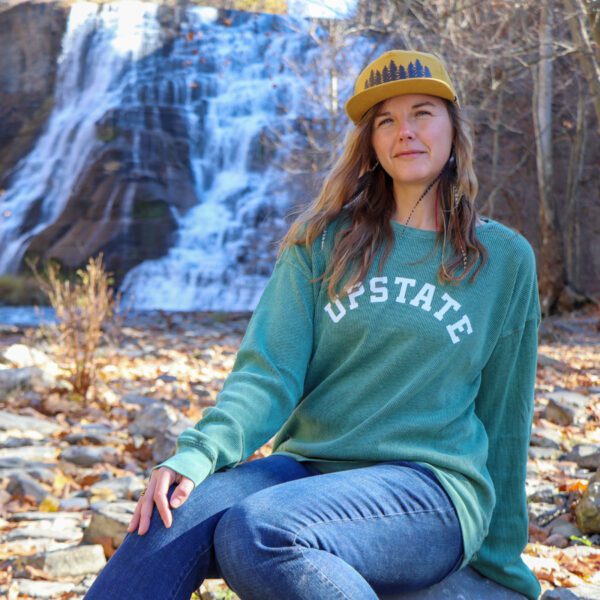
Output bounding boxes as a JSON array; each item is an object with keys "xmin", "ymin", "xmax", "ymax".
[{"xmin": 32, "ymin": 255, "xmax": 117, "ymax": 401}]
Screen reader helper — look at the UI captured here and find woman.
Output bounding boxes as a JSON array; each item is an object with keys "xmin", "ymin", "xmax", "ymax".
[{"xmin": 86, "ymin": 50, "xmax": 541, "ymax": 600}]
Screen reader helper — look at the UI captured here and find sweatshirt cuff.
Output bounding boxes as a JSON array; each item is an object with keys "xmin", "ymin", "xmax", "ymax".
[{"xmin": 154, "ymin": 450, "xmax": 214, "ymax": 488}]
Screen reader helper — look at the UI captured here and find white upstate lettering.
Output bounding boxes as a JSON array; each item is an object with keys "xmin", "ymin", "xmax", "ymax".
[
  {"xmin": 370, "ymin": 277, "xmax": 388, "ymax": 302},
  {"xmin": 347, "ymin": 283, "xmax": 365, "ymax": 309},
  {"xmin": 324, "ymin": 277, "xmax": 473, "ymax": 344}
]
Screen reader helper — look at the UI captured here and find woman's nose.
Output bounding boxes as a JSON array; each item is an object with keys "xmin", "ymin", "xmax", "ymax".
[{"xmin": 396, "ymin": 121, "xmax": 415, "ymax": 141}]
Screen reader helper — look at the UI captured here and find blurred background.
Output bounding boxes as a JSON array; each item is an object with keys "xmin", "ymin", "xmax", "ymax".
[{"xmin": 0, "ymin": 0, "xmax": 598, "ymax": 316}]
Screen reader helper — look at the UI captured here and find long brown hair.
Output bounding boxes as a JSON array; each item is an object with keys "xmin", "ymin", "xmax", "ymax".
[{"xmin": 278, "ymin": 99, "xmax": 488, "ymax": 301}]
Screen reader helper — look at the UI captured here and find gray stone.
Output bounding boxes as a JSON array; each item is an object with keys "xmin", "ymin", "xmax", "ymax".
[
  {"xmin": 129, "ymin": 403, "xmax": 184, "ymax": 438},
  {"xmin": 152, "ymin": 428, "xmax": 178, "ymax": 463},
  {"xmin": 545, "ymin": 532, "xmax": 570, "ymax": 548},
  {"xmin": 0, "ymin": 366, "xmax": 53, "ymax": 395},
  {"xmin": 380, "ymin": 566, "xmax": 526, "ymax": 599},
  {"xmin": 11, "ymin": 579, "xmax": 77, "ymax": 598},
  {"xmin": 546, "ymin": 390, "xmax": 591, "ymax": 410},
  {"xmin": 9, "ymin": 511, "xmax": 85, "ymax": 523},
  {"xmin": 548, "ymin": 518, "xmax": 583, "ymax": 538},
  {"xmin": 88, "ymin": 475, "xmax": 145, "ymax": 500},
  {"xmin": 0, "ymin": 409, "xmax": 60, "ymax": 436},
  {"xmin": 0, "ymin": 456, "xmax": 37, "ymax": 469},
  {"xmin": 575, "ymin": 473, "xmax": 600, "ymax": 534},
  {"xmin": 64, "ymin": 431, "xmax": 116, "ymax": 445},
  {"xmin": 1, "ymin": 538, "xmax": 73, "ymax": 556},
  {"xmin": 532, "ymin": 425, "xmax": 564, "ymax": 444},
  {"xmin": 531, "ymin": 432, "xmax": 562, "ymax": 449},
  {"xmin": 83, "ymin": 501, "xmax": 136, "ymax": 555},
  {"xmin": 2, "ymin": 344, "xmax": 59, "ymax": 376},
  {"xmin": 564, "ymin": 445, "xmax": 600, "ymax": 470},
  {"xmin": 6, "ymin": 518, "xmax": 83, "ymax": 542},
  {"xmin": 0, "ymin": 445, "xmax": 57, "ymax": 462},
  {"xmin": 1, "ymin": 435, "xmax": 40, "ymax": 447},
  {"xmin": 7, "ymin": 472, "xmax": 50, "ymax": 503},
  {"xmin": 541, "ymin": 590, "xmax": 580, "ymax": 599},
  {"xmin": 527, "ymin": 483, "xmax": 558, "ymax": 504},
  {"xmin": 528, "ymin": 501, "xmax": 559, "ymax": 521},
  {"xmin": 529, "ymin": 446, "xmax": 561, "ymax": 460},
  {"xmin": 543, "ymin": 584, "xmax": 600, "ymax": 599},
  {"xmin": 60, "ymin": 445, "xmax": 120, "ymax": 467},
  {"xmin": 60, "ymin": 496, "xmax": 90, "ymax": 511},
  {"xmin": 121, "ymin": 393, "xmax": 160, "ymax": 407},
  {"xmin": 543, "ymin": 398, "xmax": 576, "ymax": 426},
  {"xmin": 537, "ymin": 353, "xmax": 570, "ymax": 371},
  {"xmin": 26, "ymin": 544, "xmax": 106, "ymax": 577}
]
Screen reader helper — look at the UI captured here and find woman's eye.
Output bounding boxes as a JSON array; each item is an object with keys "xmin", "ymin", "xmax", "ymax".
[
  {"xmin": 376, "ymin": 117, "xmax": 392, "ymax": 127},
  {"xmin": 415, "ymin": 110, "xmax": 432, "ymax": 118}
]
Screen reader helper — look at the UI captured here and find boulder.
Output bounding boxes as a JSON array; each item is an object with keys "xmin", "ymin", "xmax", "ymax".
[
  {"xmin": 82, "ymin": 501, "xmax": 136, "ymax": 557},
  {"xmin": 129, "ymin": 403, "xmax": 188, "ymax": 438},
  {"xmin": 575, "ymin": 471, "xmax": 600, "ymax": 534},
  {"xmin": 564, "ymin": 445, "xmax": 600, "ymax": 471},
  {"xmin": 60, "ymin": 445, "xmax": 120, "ymax": 467},
  {"xmin": 0, "ymin": 409, "xmax": 60, "ymax": 437},
  {"xmin": 6, "ymin": 471, "xmax": 49, "ymax": 504},
  {"xmin": 543, "ymin": 398, "xmax": 576, "ymax": 426},
  {"xmin": 6, "ymin": 518, "xmax": 82, "ymax": 543},
  {"xmin": 25, "ymin": 544, "xmax": 106, "ymax": 577},
  {"xmin": 2, "ymin": 344, "xmax": 59, "ymax": 376},
  {"xmin": 0, "ymin": 445, "xmax": 57, "ymax": 462},
  {"xmin": 540, "ymin": 590, "xmax": 580, "ymax": 599},
  {"xmin": 0, "ymin": 366, "xmax": 53, "ymax": 395},
  {"xmin": 380, "ymin": 566, "xmax": 526, "ymax": 599},
  {"xmin": 88, "ymin": 475, "xmax": 145, "ymax": 500},
  {"xmin": 542, "ymin": 584, "xmax": 600, "ymax": 600},
  {"xmin": 10, "ymin": 580, "xmax": 77, "ymax": 599}
]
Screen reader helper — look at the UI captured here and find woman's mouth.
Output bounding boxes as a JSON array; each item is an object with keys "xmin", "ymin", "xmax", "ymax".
[{"xmin": 394, "ymin": 151, "xmax": 425, "ymax": 158}]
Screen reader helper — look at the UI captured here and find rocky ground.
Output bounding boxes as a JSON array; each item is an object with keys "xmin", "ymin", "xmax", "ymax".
[{"xmin": 0, "ymin": 308, "xmax": 599, "ymax": 599}]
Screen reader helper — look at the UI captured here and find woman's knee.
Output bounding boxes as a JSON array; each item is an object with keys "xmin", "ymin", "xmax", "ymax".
[{"xmin": 213, "ymin": 496, "xmax": 291, "ymax": 570}]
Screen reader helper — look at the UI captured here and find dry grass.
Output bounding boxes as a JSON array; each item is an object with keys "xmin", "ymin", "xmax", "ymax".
[{"xmin": 31, "ymin": 254, "xmax": 117, "ymax": 401}]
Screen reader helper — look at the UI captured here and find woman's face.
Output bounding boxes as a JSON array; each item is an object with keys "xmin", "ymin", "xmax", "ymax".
[{"xmin": 370, "ymin": 94, "xmax": 454, "ymax": 190}]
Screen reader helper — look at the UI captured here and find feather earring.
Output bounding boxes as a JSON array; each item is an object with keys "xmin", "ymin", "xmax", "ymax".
[{"xmin": 452, "ymin": 183, "xmax": 467, "ymax": 270}]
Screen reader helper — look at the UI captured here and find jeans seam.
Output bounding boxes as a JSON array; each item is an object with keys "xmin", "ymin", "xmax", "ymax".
[
  {"xmin": 291, "ymin": 506, "xmax": 456, "ymax": 545},
  {"xmin": 168, "ymin": 542, "xmax": 213, "ymax": 600},
  {"xmin": 289, "ymin": 507, "xmax": 457, "ymax": 600},
  {"xmin": 298, "ymin": 545, "xmax": 355, "ymax": 600}
]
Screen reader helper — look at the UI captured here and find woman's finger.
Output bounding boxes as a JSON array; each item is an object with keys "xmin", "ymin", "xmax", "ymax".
[
  {"xmin": 137, "ymin": 475, "xmax": 159, "ymax": 536},
  {"xmin": 127, "ymin": 493, "xmax": 142, "ymax": 533},
  {"xmin": 153, "ymin": 469, "xmax": 175, "ymax": 529},
  {"xmin": 170, "ymin": 476, "xmax": 194, "ymax": 509}
]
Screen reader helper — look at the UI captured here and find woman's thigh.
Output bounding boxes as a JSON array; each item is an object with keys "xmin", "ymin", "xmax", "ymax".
[
  {"xmin": 85, "ymin": 455, "xmax": 314, "ymax": 600},
  {"xmin": 214, "ymin": 461, "xmax": 464, "ymax": 597}
]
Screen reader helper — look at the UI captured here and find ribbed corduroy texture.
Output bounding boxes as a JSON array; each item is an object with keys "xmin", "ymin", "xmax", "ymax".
[{"xmin": 159, "ymin": 215, "xmax": 541, "ymax": 600}]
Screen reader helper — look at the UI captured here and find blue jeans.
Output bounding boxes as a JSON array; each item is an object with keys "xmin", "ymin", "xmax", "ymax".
[{"xmin": 85, "ymin": 455, "xmax": 463, "ymax": 599}]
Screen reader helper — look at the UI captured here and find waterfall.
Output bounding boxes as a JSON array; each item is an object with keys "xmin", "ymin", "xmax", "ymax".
[
  {"xmin": 121, "ymin": 10, "xmax": 328, "ymax": 311},
  {"xmin": 0, "ymin": 1, "xmax": 163, "ymax": 273},
  {"xmin": 0, "ymin": 1, "xmax": 365, "ymax": 311}
]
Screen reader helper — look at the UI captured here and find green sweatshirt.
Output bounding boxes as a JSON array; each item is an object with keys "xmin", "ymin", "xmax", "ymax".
[{"xmin": 159, "ymin": 214, "xmax": 542, "ymax": 600}]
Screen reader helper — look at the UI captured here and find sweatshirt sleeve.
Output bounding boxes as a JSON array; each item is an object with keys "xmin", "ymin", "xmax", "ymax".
[
  {"xmin": 156, "ymin": 244, "xmax": 317, "ymax": 487},
  {"xmin": 470, "ymin": 245, "xmax": 542, "ymax": 600}
]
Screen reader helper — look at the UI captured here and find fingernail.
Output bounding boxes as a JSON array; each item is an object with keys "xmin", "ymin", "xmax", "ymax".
[{"xmin": 171, "ymin": 498, "xmax": 180, "ymax": 507}]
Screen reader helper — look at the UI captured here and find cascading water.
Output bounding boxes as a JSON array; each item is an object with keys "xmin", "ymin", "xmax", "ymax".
[
  {"xmin": 121, "ymin": 11, "xmax": 329, "ymax": 311},
  {"xmin": 0, "ymin": 1, "xmax": 366, "ymax": 311},
  {"xmin": 0, "ymin": 1, "xmax": 163, "ymax": 273}
]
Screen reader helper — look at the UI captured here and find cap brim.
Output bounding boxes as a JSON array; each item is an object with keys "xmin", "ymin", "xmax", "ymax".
[{"xmin": 345, "ymin": 79, "xmax": 458, "ymax": 124}]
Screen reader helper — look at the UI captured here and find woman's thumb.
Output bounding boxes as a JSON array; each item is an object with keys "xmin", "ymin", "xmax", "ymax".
[{"xmin": 170, "ymin": 477, "xmax": 194, "ymax": 508}]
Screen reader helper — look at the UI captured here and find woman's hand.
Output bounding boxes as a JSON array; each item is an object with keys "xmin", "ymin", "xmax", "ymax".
[{"xmin": 128, "ymin": 467, "xmax": 194, "ymax": 535}]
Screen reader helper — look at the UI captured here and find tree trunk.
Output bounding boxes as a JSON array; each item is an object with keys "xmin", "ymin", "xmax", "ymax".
[
  {"xmin": 563, "ymin": 0, "xmax": 600, "ymax": 134},
  {"xmin": 533, "ymin": 0, "xmax": 566, "ymax": 314}
]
